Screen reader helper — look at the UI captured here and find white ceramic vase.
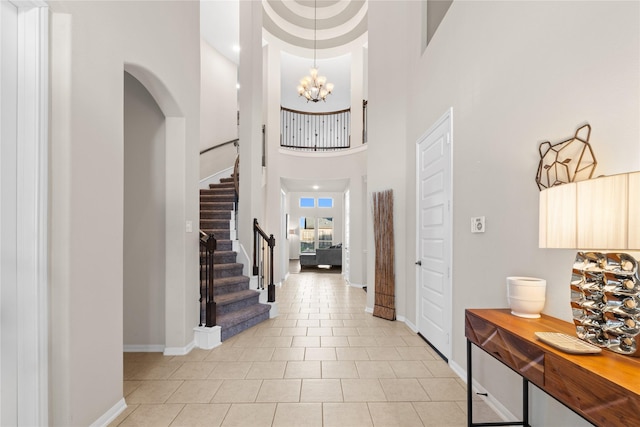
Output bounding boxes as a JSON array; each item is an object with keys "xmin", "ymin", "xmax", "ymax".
[{"xmin": 507, "ymin": 276, "xmax": 546, "ymax": 318}]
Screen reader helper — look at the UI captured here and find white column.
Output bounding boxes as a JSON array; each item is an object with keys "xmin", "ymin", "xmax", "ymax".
[
  {"xmin": 264, "ymin": 43, "xmax": 286, "ymax": 285},
  {"xmin": 238, "ymin": 0, "xmax": 264, "ymax": 259},
  {"xmin": 350, "ymin": 47, "xmax": 364, "ymax": 147},
  {"xmin": 1, "ymin": 2, "xmax": 49, "ymax": 425}
]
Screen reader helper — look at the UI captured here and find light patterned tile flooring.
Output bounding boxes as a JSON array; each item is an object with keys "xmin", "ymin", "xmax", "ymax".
[{"xmin": 111, "ymin": 265, "xmax": 502, "ymax": 426}]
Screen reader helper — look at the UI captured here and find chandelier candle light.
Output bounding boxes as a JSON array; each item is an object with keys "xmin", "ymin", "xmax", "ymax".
[{"xmin": 297, "ymin": 0, "xmax": 334, "ymax": 102}]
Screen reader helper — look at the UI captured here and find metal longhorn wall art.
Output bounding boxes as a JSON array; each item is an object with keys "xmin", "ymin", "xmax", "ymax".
[{"xmin": 535, "ymin": 124, "xmax": 598, "ymax": 190}]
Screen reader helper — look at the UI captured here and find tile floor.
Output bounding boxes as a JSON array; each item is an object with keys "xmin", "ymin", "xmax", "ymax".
[{"xmin": 111, "ymin": 264, "xmax": 502, "ymax": 426}]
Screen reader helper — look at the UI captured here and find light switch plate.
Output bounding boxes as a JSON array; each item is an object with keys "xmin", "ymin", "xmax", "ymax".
[{"xmin": 471, "ymin": 216, "xmax": 485, "ymax": 233}]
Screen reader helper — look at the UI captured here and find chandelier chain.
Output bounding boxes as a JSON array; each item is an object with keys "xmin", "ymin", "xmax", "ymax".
[{"xmin": 296, "ymin": 0, "xmax": 333, "ymax": 102}]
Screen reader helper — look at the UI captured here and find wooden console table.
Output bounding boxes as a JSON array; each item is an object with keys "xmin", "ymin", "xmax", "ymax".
[{"xmin": 465, "ymin": 309, "xmax": 640, "ymax": 427}]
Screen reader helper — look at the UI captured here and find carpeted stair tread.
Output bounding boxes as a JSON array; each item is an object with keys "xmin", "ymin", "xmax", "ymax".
[
  {"xmin": 217, "ymin": 304, "xmax": 271, "ymax": 341},
  {"xmin": 201, "ymin": 230, "xmax": 231, "ymax": 241},
  {"xmin": 209, "ymin": 182, "xmax": 236, "ymax": 194},
  {"xmin": 201, "ymin": 188, "xmax": 235, "ymax": 195},
  {"xmin": 213, "ymin": 262, "xmax": 243, "ymax": 271}
]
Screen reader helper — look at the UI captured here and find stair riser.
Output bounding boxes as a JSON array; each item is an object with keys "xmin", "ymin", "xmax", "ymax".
[
  {"xmin": 200, "ymin": 195, "xmax": 236, "ymax": 202},
  {"xmin": 212, "ymin": 266, "xmax": 243, "ymax": 279},
  {"xmin": 217, "ymin": 294, "xmax": 261, "ymax": 315},
  {"xmin": 216, "ymin": 240, "xmax": 233, "ymax": 251},
  {"xmin": 200, "ymin": 211, "xmax": 231, "ymax": 220},
  {"xmin": 200, "ymin": 202, "xmax": 234, "ymax": 211},
  {"xmin": 214, "ymin": 281, "xmax": 251, "ymax": 295},
  {"xmin": 215, "ymin": 253, "xmax": 237, "ymax": 264},
  {"xmin": 199, "ymin": 252, "xmax": 237, "ymax": 264},
  {"xmin": 200, "ymin": 220, "xmax": 231, "ymax": 230}
]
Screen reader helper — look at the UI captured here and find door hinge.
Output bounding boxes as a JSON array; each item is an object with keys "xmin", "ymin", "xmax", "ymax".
[{"xmin": 447, "ymin": 267, "xmax": 450, "ymax": 278}]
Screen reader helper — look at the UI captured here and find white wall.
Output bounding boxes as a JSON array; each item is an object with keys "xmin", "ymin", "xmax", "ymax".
[
  {"xmin": 49, "ymin": 1, "xmax": 200, "ymax": 425},
  {"xmin": 200, "ymin": 38, "xmax": 238, "ymax": 179},
  {"xmin": 367, "ymin": 1, "xmax": 410, "ymax": 314},
  {"xmin": 369, "ymin": 0, "xmax": 640, "ymax": 424},
  {"xmin": 123, "ymin": 72, "xmax": 166, "ymax": 350}
]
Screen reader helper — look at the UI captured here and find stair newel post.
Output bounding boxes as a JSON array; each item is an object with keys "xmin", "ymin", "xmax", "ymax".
[
  {"xmin": 268, "ymin": 234, "xmax": 276, "ymax": 302},
  {"xmin": 205, "ymin": 234, "xmax": 217, "ymax": 327},
  {"xmin": 252, "ymin": 218, "xmax": 259, "ymax": 276}
]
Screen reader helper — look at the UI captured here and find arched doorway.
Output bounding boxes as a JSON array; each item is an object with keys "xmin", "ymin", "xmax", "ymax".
[{"xmin": 123, "ymin": 71, "xmax": 166, "ymax": 350}]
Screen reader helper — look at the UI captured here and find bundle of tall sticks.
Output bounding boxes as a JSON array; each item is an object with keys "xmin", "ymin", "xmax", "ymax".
[{"xmin": 372, "ymin": 189, "xmax": 396, "ymax": 320}]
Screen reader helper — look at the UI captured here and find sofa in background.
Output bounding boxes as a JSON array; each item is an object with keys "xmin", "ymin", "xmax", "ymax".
[{"xmin": 299, "ymin": 246, "xmax": 342, "ymax": 267}]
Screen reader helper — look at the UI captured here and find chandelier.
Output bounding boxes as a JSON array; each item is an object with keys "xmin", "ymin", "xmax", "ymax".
[{"xmin": 297, "ymin": 0, "xmax": 334, "ymax": 102}]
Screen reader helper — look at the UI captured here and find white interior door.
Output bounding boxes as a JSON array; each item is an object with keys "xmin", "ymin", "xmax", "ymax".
[
  {"xmin": 416, "ymin": 109, "xmax": 452, "ymax": 361},
  {"xmin": 343, "ymin": 189, "xmax": 350, "ymax": 280}
]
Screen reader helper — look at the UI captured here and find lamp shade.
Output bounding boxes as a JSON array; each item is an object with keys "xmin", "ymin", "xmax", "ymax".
[
  {"xmin": 629, "ymin": 172, "xmax": 640, "ymax": 248},
  {"xmin": 576, "ymin": 174, "xmax": 627, "ymax": 249},
  {"xmin": 539, "ymin": 182, "xmax": 576, "ymax": 248},
  {"xmin": 539, "ymin": 171, "xmax": 640, "ymax": 250}
]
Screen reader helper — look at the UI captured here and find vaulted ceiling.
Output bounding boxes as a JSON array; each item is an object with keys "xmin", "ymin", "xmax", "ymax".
[
  {"xmin": 263, "ymin": 0, "xmax": 367, "ymax": 50},
  {"xmin": 201, "ymin": 0, "xmax": 367, "ymax": 64}
]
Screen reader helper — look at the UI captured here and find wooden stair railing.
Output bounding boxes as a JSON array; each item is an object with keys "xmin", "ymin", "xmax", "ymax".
[{"xmin": 253, "ymin": 219, "xmax": 276, "ymax": 303}]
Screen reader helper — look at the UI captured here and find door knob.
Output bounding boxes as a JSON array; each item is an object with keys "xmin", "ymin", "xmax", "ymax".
[{"xmin": 415, "ymin": 260, "xmax": 422, "ymax": 266}]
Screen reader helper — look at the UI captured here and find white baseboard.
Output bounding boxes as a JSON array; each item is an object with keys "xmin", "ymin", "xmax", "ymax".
[
  {"xmin": 364, "ymin": 306, "xmax": 373, "ymax": 314},
  {"xmin": 163, "ymin": 340, "xmax": 195, "ymax": 356},
  {"xmin": 90, "ymin": 398, "xmax": 126, "ymax": 427},
  {"xmin": 123, "ymin": 344, "xmax": 164, "ymax": 353},
  {"xmin": 347, "ymin": 281, "xmax": 366, "ymax": 289},
  {"xmin": 397, "ymin": 316, "xmax": 418, "ymax": 333},
  {"xmin": 449, "ymin": 359, "xmax": 512, "ymax": 423}
]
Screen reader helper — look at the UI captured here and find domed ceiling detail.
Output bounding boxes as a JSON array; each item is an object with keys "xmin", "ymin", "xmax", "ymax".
[{"xmin": 263, "ymin": 0, "xmax": 367, "ymax": 50}]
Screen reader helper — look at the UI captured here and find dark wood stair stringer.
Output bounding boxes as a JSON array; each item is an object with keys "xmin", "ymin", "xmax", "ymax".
[{"xmin": 200, "ymin": 177, "xmax": 270, "ymax": 341}]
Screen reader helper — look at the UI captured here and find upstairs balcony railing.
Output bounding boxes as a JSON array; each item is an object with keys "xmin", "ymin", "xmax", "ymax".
[{"xmin": 281, "ymin": 106, "xmax": 350, "ymax": 151}]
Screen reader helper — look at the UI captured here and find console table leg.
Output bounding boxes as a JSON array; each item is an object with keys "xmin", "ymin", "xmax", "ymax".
[
  {"xmin": 523, "ymin": 378, "xmax": 530, "ymax": 427},
  {"xmin": 467, "ymin": 339, "xmax": 473, "ymax": 427}
]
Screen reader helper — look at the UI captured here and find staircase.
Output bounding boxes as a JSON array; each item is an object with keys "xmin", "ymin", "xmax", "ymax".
[{"xmin": 200, "ymin": 176, "xmax": 271, "ymax": 341}]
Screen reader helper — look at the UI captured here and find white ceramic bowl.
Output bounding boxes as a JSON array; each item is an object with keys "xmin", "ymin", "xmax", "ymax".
[{"xmin": 507, "ymin": 276, "xmax": 546, "ymax": 318}]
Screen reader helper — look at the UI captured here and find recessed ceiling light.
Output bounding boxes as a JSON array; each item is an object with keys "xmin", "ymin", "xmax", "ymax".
[
  {"xmin": 232, "ymin": 45, "xmax": 241, "ymax": 52},
  {"xmin": 236, "ymin": 83, "xmax": 240, "ymax": 90},
  {"xmin": 312, "ymin": 185, "xmax": 319, "ymax": 190}
]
